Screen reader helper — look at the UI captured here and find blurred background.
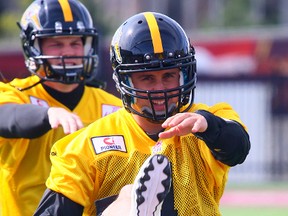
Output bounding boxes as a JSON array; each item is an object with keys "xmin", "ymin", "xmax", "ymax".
[{"xmin": 1, "ymin": 0, "xmax": 288, "ymax": 214}]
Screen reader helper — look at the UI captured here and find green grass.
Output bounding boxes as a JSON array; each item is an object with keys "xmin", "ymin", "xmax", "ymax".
[
  {"xmin": 221, "ymin": 206, "xmax": 288, "ymax": 216},
  {"xmin": 220, "ymin": 182, "xmax": 288, "ymax": 216},
  {"xmin": 230, "ymin": 182, "xmax": 288, "ymax": 188}
]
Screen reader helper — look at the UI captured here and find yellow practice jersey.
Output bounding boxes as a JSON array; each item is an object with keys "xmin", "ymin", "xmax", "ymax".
[
  {"xmin": 0, "ymin": 75, "xmax": 122, "ymax": 216},
  {"xmin": 46, "ymin": 103, "xmax": 247, "ymax": 216}
]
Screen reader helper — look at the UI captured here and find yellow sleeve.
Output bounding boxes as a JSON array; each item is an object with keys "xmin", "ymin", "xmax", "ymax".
[
  {"xmin": 0, "ymin": 82, "xmax": 29, "ymax": 104},
  {"xmin": 46, "ymin": 127, "xmax": 97, "ymax": 208}
]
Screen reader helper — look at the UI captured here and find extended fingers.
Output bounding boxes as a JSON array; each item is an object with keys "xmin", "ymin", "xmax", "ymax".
[
  {"xmin": 160, "ymin": 112, "xmax": 208, "ymax": 138},
  {"xmin": 162, "ymin": 113, "xmax": 187, "ymax": 128},
  {"xmin": 60, "ymin": 113, "xmax": 83, "ymax": 134},
  {"xmin": 160, "ymin": 115, "xmax": 194, "ymax": 138},
  {"xmin": 48, "ymin": 107, "xmax": 83, "ymax": 134}
]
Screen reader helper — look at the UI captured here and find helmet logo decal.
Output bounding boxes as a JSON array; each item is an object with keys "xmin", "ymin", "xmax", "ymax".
[
  {"xmin": 31, "ymin": 14, "xmax": 41, "ymax": 29},
  {"xmin": 114, "ymin": 43, "xmax": 122, "ymax": 63},
  {"xmin": 58, "ymin": 0, "xmax": 73, "ymax": 22},
  {"xmin": 143, "ymin": 12, "xmax": 163, "ymax": 54},
  {"xmin": 21, "ymin": 4, "xmax": 41, "ymax": 29},
  {"xmin": 111, "ymin": 26, "xmax": 123, "ymax": 63}
]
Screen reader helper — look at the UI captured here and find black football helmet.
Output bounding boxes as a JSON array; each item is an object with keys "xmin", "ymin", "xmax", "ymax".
[
  {"xmin": 17, "ymin": 0, "xmax": 99, "ymax": 83},
  {"xmin": 110, "ymin": 12, "xmax": 197, "ymax": 122}
]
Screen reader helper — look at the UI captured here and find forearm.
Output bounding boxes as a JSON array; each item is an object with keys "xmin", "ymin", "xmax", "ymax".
[
  {"xmin": 0, "ymin": 104, "xmax": 51, "ymax": 138},
  {"xmin": 194, "ymin": 110, "xmax": 251, "ymax": 166}
]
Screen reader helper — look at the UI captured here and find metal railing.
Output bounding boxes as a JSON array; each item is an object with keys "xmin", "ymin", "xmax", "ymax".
[{"xmin": 196, "ymin": 75, "xmax": 288, "ymax": 183}]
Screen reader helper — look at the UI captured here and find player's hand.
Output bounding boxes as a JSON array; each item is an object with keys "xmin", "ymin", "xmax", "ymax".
[
  {"xmin": 47, "ymin": 107, "xmax": 84, "ymax": 134},
  {"xmin": 159, "ymin": 112, "xmax": 208, "ymax": 139}
]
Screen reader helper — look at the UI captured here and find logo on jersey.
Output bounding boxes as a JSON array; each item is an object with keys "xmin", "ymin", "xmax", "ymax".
[
  {"xmin": 102, "ymin": 104, "xmax": 121, "ymax": 117},
  {"xmin": 91, "ymin": 135, "xmax": 127, "ymax": 154},
  {"xmin": 29, "ymin": 96, "xmax": 49, "ymax": 107}
]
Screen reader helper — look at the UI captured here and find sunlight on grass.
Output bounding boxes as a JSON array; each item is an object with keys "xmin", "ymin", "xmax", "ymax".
[{"xmin": 221, "ymin": 206, "xmax": 288, "ymax": 216}]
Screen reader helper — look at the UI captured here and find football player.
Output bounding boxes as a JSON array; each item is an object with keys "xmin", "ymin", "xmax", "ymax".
[
  {"xmin": 34, "ymin": 12, "xmax": 250, "ymax": 216},
  {"xmin": 0, "ymin": 0, "xmax": 121, "ymax": 215}
]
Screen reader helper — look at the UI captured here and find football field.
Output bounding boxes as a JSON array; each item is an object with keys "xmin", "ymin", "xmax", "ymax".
[{"xmin": 220, "ymin": 183, "xmax": 288, "ymax": 216}]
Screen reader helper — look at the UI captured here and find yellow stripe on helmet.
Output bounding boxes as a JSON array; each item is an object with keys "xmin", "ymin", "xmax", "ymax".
[
  {"xmin": 143, "ymin": 12, "xmax": 163, "ymax": 54},
  {"xmin": 58, "ymin": 0, "xmax": 73, "ymax": 22},
  {"xmin": 31, "ymin": 14, "xmax": 41, "ymax": 29}
]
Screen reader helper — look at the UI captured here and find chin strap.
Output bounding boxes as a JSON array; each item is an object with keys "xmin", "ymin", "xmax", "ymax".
[{"xmin": 14, "ymin": 79, "xmax": 45, "ymax": 91}]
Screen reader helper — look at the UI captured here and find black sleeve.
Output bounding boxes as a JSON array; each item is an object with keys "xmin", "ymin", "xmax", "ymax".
[
  {"xmin": 95, "ymin": 195, "xmax": 118, "ymax": 216},
  {"xmin": 194, "ymin": 110, "xmax": 251, "ymax": 167},
  {"xmin": 0, "ymin": 104, "xmax": 51, "ymax": 138},
  {"xmin": 34, "ymin": 189, "xmax": 84, "ymax": 216}
]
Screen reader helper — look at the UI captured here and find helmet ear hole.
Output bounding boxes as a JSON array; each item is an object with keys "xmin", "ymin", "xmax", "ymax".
[
  {"xmin": 84, "ymin": 36, "xmax": 93, "ymax": 55},
  {"xmin": 30, "ymin": 39, "xmax": 41, "ymax": 57}
]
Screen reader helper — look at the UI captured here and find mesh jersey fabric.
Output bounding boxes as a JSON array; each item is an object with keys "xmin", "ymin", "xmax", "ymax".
[
  {"xmin": 0, "ymin": 75, "xmax": 122, "ymax": 216},
  {"xmin": 46, "ymin": 102, "xmax": 247, "ymax": 216}
]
